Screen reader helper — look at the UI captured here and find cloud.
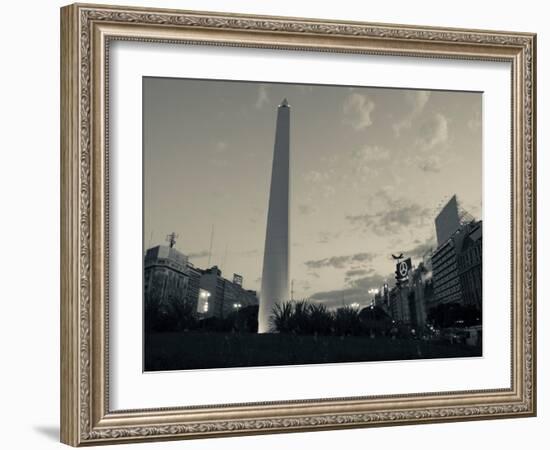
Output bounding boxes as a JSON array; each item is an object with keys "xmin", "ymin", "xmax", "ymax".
[
  {"xmin": 350, "ymin": 273, "xmax": 389, "ymax": 291},
  {"xmin": 393, "ymin": 91, "xmax": 431, "ymax": 137},
  {"xmin": 322, "ymin": 185, "xmax": 336, "ymax": 199},
  {"xmin": 402, "ymin": 114, "xmax": 449, "ymax": 172},
  {"xmin": 402, "ymin": 236, "xmax": 436, "ymax": 261},
  {"xmin": 352, "ymin": 145, "xmax": 391, "ymax": 176},
  {"xmin": 298, "ymin": 204, "xmax": 315, "ymax": 215},
  {"xmin": 347, "ymin": 205, "xmax": 430, "ymax": 236},
  {"xmin": 317, "ymin": 231, "xmax": 341, "ymax": 244},
  {"xmin": 255, "ymin": 84, "xmax": 270, "ymax": 109},
  {"xmin": 295, "ymin": 279, "xmax": 312, "ymax": 293},
  {"xmin": 304, "ymin": 170, "xmax": 329, "ymax": 183},
  {"xmin": 309, "ymin": 287, "xmax": 362, "ymax": 308},
  {"xmin": 415, "ymin": 113, "xmax": 449, "ymax": 152},
  {"xmin": 346, "ymin": 190, "xmax": 431, "ymax": 236},
  {"xmin": 303, "ymin": 170, "xmax": 337, "ymax": 199},
  {"xmin": 309, "ymin": 273, "xmax": 388, "ymax": 309},
  {"xmin": 320, "ymin": 154, "xmax": 339, "ymax": 165},
  {"xmin": 343, "ymin": 93, "xmax": 375, "ymax": 130},
  {"xmin": 187, "ymin": 250, "xmax": 209, "ymax": 259},
  {"xmin": 304, "ymin": 252, "xmax": 376, "ymax": 270},
  {"xmin": 417, "ymin": 154, "xmax": 443, "ymax": 173},
  {"xmin": 346, "ymin": 269, "xmax": 368, "ymax": 278},
  {"xmin": 353, "ymin": 145, "xmax": 390, "ymax": 164},
  {"xmin": 344, "ymin": 267, "xmax": 374, "ymax": 283},
  {"xmin": 343, "ymin": 268, "xmax": 375, "ymax": 282}
]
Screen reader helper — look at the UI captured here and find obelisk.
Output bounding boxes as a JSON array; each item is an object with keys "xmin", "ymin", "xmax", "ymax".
[{"xmin": 258, "ymin": 98, "xmax": 291, "ymax": 333}]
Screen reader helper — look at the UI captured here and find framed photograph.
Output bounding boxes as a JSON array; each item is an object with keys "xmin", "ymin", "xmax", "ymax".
[{"xmin": 60, "ymin": 3, "xmax": 537, "ymax": 446}]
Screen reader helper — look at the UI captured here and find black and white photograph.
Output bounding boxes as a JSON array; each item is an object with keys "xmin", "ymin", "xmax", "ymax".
[{"xmin": 143, "ymin": 77, "xmax": 483, "ymax": 371}]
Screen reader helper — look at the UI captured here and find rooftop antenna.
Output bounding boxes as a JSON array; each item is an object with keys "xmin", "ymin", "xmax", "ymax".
[
  {"xmin": 222, "ymin": 243, "xmax": 228, "ymax": 272},
  {"xmin": 166, "ymin": 232, "xmax": 178, "ymax": 248},
  {"xmin": 291, "ymin": 279, "xmax": 295, "ymax": 301},
  {"xmin": 207, "ymin": 224, "xmax": 215, "ymax": 267},
  {"xmin": 148, "ymin": 230, "xmax": 154, "ymax": 249}
]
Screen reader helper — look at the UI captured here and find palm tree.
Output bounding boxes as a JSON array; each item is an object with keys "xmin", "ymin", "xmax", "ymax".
[
  {"xmin": 270, "ymin": 301, "xmax": 293, "ymax": 333},
  {"xmin": 334, "ymin": 306, "xmax": 361, "ymax": 336},
  {"xmin": 291, "ymin": 300, "xmax": 310, "ymax": 334},
  {"xmin": 308, "ymin": 303, "xmax": 333, "ymax": 335}
]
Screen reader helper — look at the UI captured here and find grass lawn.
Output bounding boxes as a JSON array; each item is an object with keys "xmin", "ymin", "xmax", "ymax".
[{"xmin": 144, "ymin": 332, "xmax": 482, "ymax": 371}]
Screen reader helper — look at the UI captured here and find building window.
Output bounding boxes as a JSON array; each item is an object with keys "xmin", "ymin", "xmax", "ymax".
[{"xmin": 197, "ymin": 289, "xmax": 211, "ymax": 313}]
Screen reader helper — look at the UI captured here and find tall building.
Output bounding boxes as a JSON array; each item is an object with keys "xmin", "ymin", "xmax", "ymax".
[
  {"xmin": 435, "ymin": 195, "xmax": 461, "ymax": 246},
  {"xmin": 458, "ymin": 222, "xmax": 483, "ymax": 309},
  {"xmin": 144, "ymin": 244, "xmax": 190, "ymax": 329},
  {"xmin": 258, "ymin": 98, "xmax": 291, "ymax": 333},
  {"xmin": 432, "ymin": 227, "xmax": 468, "ymax": 305},
  {"xmin": 409, "ymin": 261, "xmax": 434, "ymax": 331},
  {"xmin": 432, "ymin": 197, "xmax": 482, "ymax": 308}
]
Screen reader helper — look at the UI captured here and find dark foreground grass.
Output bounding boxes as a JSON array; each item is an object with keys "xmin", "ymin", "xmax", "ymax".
[{"xmin": 144, "ymin": 332, "xmax": 482, "ymax": 371}]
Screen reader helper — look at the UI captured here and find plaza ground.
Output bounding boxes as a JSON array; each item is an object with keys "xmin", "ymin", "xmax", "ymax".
[{"xmin": 144, "ymin": 332, "xmax": 482, "ymax": 371}]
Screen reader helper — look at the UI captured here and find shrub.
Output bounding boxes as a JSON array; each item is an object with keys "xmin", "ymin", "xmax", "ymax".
[
  {"xmin": 333, "ymin": 306, "xmax": 362, "ymax": 336},
  {"xmin": 270, "ymin": 300, "xmax": 375, "ymax": 336}
]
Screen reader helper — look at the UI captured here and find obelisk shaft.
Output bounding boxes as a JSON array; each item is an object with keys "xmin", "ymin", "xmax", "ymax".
[{"xmin": 258, "ymin": 100, "xmax": 291, "ymax": 333}]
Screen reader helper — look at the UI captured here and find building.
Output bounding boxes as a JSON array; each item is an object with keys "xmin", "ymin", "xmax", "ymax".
[
  {"xmin": 373, "ymin": 283, "xmax": 390, "ymax": 315},
  {"xmin": 435, "ymin": 195, "xmax": 461, "ymax": 246},
  {"xmin": 199, "ymin": 266, "xmax": 259, "ymax": 319},
  {"xmin": 144, "ymin": 244, "xmax": 190, "ymax": 329},
  {"xmin": 409, "ymin": 261, "xmax": 435, "ymax": 331},
  {"xmin": 432, "ymin": 196, "xmax": 481, "ymax": 307},
  {"xmin": 432, "ymin": 228, "xmax": 467, "ymax": 305},
  {"xmin": 199, "ymin": 266, "xmax": 226, "ymax": 318},
  {"xmin": 389, "ymin": 284, "xmax": 411, "ymax": 324},
  {"xmin": 186, "ymin": 263, "xmax": 203, "ymax": 314},
  {"xmin": 259, "ymin": 98, "xmax": 291, "ymax": 333},
  {"xmin": 458, "ymin": 221, "xmax": 483, "ymax": 309},
  {"xmin": 432, "ymin": 220, "xmax": 482, "ymax": 306}
]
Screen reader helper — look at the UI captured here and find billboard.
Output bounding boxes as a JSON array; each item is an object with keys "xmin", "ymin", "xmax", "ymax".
[
  {"xmin": 233, "ymin": 273, "xmax": 243, "ymax": 286},
  {"xmin": 395, "ymin": 258, "xmax": 412, "ymax": 281}
]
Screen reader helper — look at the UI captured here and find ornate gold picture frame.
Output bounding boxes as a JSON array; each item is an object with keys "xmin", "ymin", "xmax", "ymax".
[{"xmin": 60, "ymin": 3, "xmax": 536, "ymax": 446}]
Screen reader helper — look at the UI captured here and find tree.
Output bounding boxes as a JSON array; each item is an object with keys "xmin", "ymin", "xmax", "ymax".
[
  {"xmin": 308, "ymin": 303, "xmax": 333, "ymax": 336},
  {"xmin": 233, "ymin": 305, "xmax": 259, "ymax": 333},
  {"xmin": 333, "ymin": 306, "xmax": 361, "ymax": 336},
  {"xmin": 270, "ymin": 301, "xmax": 294, "ymax": 333}
]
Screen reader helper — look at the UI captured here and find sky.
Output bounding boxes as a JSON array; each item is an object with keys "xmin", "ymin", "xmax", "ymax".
[{"xmin": 143, "ymin": 77, "xmax": 482, "ymax": 309}]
